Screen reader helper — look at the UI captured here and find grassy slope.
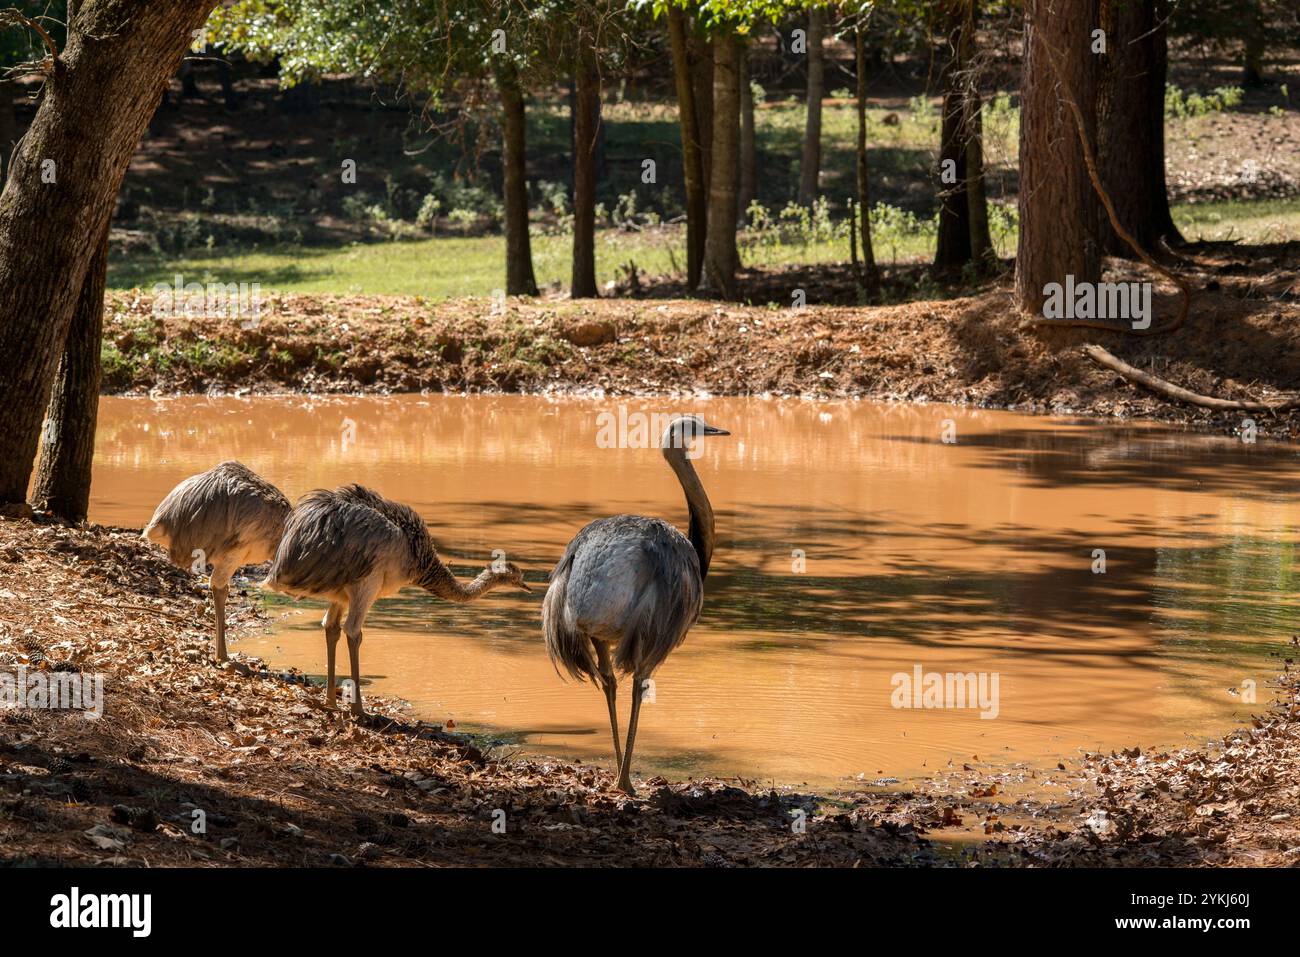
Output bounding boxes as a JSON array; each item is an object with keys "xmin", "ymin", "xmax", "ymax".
[{"xmin": 107, "ymin": 195, "xmax": 1300, "ymax": 299}]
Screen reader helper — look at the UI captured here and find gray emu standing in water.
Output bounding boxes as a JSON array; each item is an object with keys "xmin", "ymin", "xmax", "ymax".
[
  {"xmin": 143, "ymin": 461, "xmax": 291, "ymax": 662},
  {"xmin": 265, "ymin": 485, "xmax": 531, "ymax": 717},
  {"xmin": 543, "ymin": 415, "xmax": 730, "ymax": 795}
]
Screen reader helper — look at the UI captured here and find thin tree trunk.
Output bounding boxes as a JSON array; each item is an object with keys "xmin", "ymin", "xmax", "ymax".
[
  {"xmin": 1014, "ymin": 0, "xmax": 1102, "ymax": 314},
  {"xmin": 690, "ymin": 30, "xmax": 713, "ymax": 194},
  {"xmin": 854, "ymin": 24, "xmax": 881, "ymax": 295},
  {"xmin": 34, "ymin": 223, "xmax": 109, "ymax": 522},
  {"xmin": 1242, "ymin": 3, "xmax": 1266, "ymax": 87},
  {"xmin": 179, "ymin": 58, "xmax": 200, "ymax": 98},
  {"xmin": 498, "ymin": 65, "xmax": 538, "ymax": 297},
  {"xmin": 963, "ymin": 92, "xmax": 992, "ymax": 268},
  {"xmin": 699, "ymin": 31, "xmax": 741, "ymax": 300},
  {"xmin": 668, "ymin": 6, "xmax": 707, "ymax": 289},
  {"xmin": 960, "ymin": 0, "xmax": 993, "ymax": 269},
  {"xmin": 0, "ymin": 0, "xmax": 218, "ymax": 510},
  {"xmin": 571, "ymin": 50, "xmax": 600, "ymax": 298},
  {"xmin": 1149, "ymin": 0, "xmax": 1182, "ymax": 245},
  {"xmin": 798, "ymin": 7, "xmax": 825, "ymax": 206},
  {"xmin": 934, "ymin": 13, "xmax": 971, "ymax": 270},
  {"xmin": 218, "ymin": 57, "xmax": 237, "ymax": 110},
  {"xmin": 1097, "ymin": 0, "xmax": 1182, "ymax": 256},
  {"xmin": 738, "ymin": 43, "xmax": 756, "ymax": 218}
]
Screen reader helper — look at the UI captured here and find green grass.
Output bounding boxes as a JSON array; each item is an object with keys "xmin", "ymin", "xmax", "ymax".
[
  {"xmin": 107, "ymin": 196, "xmax": 1300, "ymax": 300},
  {"xmin": 106, "ymin": 217, "xmax": 940, "ymax": 299},
  {"xmin": 1171, "ymin": 196, "xmax": 1300, "ymax": 244}
]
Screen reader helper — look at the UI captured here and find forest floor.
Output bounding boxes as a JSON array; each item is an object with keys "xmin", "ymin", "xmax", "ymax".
[
  {"xmin": 105, "ymin": 240, "xmax": 1300, "ymax": 438},
  {"xmin": 2, "ymin": 516, "xmax": 1298, "ymax": 867}
]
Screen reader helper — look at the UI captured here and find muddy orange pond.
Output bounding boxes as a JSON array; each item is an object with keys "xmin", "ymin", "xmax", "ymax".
[{"xmin": 89, "ymin": 394, "xmax": 1298, "ymax": 789}]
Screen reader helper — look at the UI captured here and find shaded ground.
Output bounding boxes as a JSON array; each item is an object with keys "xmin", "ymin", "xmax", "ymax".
[
  {"xmin": 0, "ymin": 518, "xmax": 932, "ymax": 867},
  {"xmin": 2, "ymin": 517, "xmax": 1298, "ymax": 867},
  {"xmin": 104, "ymin": 241, "xmax": 1300, "ymax": 438}
]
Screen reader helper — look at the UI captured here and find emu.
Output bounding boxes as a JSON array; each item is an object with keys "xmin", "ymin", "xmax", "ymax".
[
  {"xmin": 542, "ymin": 414, "xmax": 730, "ymax": 795},
  {"xmin": 265, "ymin": 484, "xmax": 531, "ymax": 717},
  {"xmin": 143, "ymin": 461, "xmax": 291, "ymax": 662}
]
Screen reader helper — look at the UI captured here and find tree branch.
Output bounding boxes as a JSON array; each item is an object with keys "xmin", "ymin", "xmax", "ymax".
[
  {"xmin": 0, "ymin": 7, "xmax": 59, "ymax": 71},
  {"xmin": 1082, "ymin": 344, "xmax": 1300, "ymax": 412}
]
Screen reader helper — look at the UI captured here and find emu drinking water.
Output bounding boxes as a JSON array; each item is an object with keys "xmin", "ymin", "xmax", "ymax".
[
  {"xmin": 142, "ymin": 461, "xmax": 291, "ymax": 662},
  {"xmin": 265, "ymin": 484, "xmax": 531, "ymax": 717},
  {"xmin": 542, "ymin": 415, "xmax": 730, "ymax": 795}
]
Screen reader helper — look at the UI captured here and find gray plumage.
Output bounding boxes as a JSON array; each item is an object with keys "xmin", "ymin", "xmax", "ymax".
[
  {"xmin": 266, "ymin": 484, "xmax": 530, "ymax": 717},
  {"xmin": 542, "ymin": 415, "xmax": 730, "ymax": 795},
  {"xmin": 142, "ymin": 460, "xmax": 291, "ymax": 661},
  {"xmin": 267, "ymin": 485, "xmax": 436, "ymax": 600},
  {"xmin": 543, "ymin": 515, "xmax": 702, "ymax": 681}
]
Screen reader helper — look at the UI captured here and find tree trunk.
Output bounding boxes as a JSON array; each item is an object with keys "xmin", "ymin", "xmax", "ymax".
[
  {"xmin": 0, "ymin": 0, "xmax": 218, "ymax": 510},
  {"xmin": 1242, "ymin": 3, "xmax": 1266, "ymax": 87},
  {"xmin": 854, "ymin": 25, "xmax": 881, "ymax": 295},
  {"xmin": 1014, "ymin": 0, "xmax": 1102, "ymax": 314},
  {"xmin": 1149, "ymin": 0, "xmax": 1182, "ymax": 245},
  {"xmin": 571, "ymin": 51, "xmax": 600, "ymax": 298},
  {"xmin": 738, "ymin": 42, "xmax": 756, "ymax": 218},
  {"xmin": 690, "ymin": 30, "xmax": 713, "ymax": 194},
  {"xmin": 963, "ymin": 90, "xmax": 993, "ymax": 269},
  {"xmin": 798, "ymin": 7, "xmax": 825, "ymax": 206},
  {"xmin": 699, "ymin": 31, "xmax": 741, "ymax": 300},
  {"xmin": 960, "ymin": 1, "xmax": 993, "ymax": 270},
  {"xmin": 498, "ymin": 66, "xmax": 538, "ymax": 297},
  {"xmin": 179, "ymin": 58, "xmax": 200, "ymax": 98},
  {"xmin": 934, "ymin": 4, "xmax": 992, "ymax": 273},
  {"xmin": 668, "ymin": 7, "xmax": 707, "ymax": 289},
  {"xmin": 934, "ymin": 25, "xmax": 973, "ymax": 272},
  {"xmin": 33, "ymin": 223, "xmax": 109, "ymax": 522},
  {"xmin": 1097, "ymin": 0, "xmax": 1183, "ymax": 256},
  {"xmin": 0, "ymin": 88, "xmax": 14, "ymax": 184},
  {"xmin": 218, "ymin": 57, "xmax": 238, "ymax": 110}
]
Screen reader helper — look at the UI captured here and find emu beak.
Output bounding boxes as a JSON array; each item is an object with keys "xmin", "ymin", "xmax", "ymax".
[
  {"xmin": 704, "ymin": 425, "xmax": 731, "ymax": 436},
  {"xmin": 518, "ymin": 580, "xmax": 534, "ymax": 593}
]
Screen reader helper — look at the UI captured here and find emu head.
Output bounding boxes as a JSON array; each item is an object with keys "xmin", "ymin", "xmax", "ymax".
[
  {"xmin": 660, "ymin": 415, "xmax": 730, "ymax": 460},
  {"xmin": 489, "ymin": 560, "xmax": 532, "ymax": 593}
]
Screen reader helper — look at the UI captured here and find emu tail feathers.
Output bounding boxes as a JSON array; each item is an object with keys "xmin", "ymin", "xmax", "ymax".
[{"xmin": 541, "ymin": 548, "xmax": 599, "ymax": 683}]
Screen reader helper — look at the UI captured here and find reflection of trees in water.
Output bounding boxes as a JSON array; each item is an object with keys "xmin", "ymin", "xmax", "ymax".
[
  {"xmin": 111, "ymin": 395, "xmax": 1296, "ymax": 694},
  {"xmin": 1151, "ymin": 533, "xmax": 1296, "ymax": 647}
]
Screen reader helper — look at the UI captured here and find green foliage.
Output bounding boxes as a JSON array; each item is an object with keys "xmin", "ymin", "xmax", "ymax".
[{"xmin": 1164, "ymin": 84, "xmax": 1245, "ymax": 119}]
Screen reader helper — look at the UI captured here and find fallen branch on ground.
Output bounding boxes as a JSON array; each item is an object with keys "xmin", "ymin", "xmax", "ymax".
[{"xmin": 1082, "ymin": 344, "xmax": 1300, "ymax": 412}]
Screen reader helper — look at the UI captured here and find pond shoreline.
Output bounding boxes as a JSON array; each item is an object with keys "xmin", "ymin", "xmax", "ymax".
[
  {"xmin": 3, "ymin": 515, "xmax": 1299, "ymax": 866},
  {"xmin": 103, "ymin": 250, "xmax": 1300, "ymax": 440}
]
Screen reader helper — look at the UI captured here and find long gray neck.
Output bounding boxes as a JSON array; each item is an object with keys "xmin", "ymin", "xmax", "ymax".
[
  {"xmin": 418, "ymin": 563, "xmax": 508, "ymax": 603},
  {"xmin": 664, "ymin": 446, "xmax": 716, "ymax": 579}
]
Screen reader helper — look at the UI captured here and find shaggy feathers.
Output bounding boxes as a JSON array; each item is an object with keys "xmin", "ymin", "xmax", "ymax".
[
  {"xmin": 266, "ymin": 485, "xmax": 438, "ymax": 596},
  {"xmin": 543, "ymin": 516, "xmax": 703, "ymax": 682},
  {"xmin": 143, "ymin": 461, "xmax": 289, "ymax": 568}
]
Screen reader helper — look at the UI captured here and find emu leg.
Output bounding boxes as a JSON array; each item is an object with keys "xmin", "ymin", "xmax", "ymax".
[
  {"xmin": 345, "ymin": 629, "xmax": 365, "ymax": 717},
  {"xmin": 211, "ymin": 577, "xmax": 230, "ymax": 663},
  {"xmin": 595, "ymin": 642, "xmax": 622, "ymax": 769},
  {"xmin": 616, "ymin": 673, "xmax": 646, "ymax": 796},
  {"xmin": 323, "ymin": 604, "xmax": 343, "ymax": 708}
]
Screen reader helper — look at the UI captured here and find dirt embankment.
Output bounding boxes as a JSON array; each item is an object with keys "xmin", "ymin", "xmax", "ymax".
[
  {"xmin": 105, "ymin": 243, "xmax": 1300, "ymax": 437},
  {"xmin": 3, "ymin": 516, "xmax": 1299, "ymax": 867}
]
